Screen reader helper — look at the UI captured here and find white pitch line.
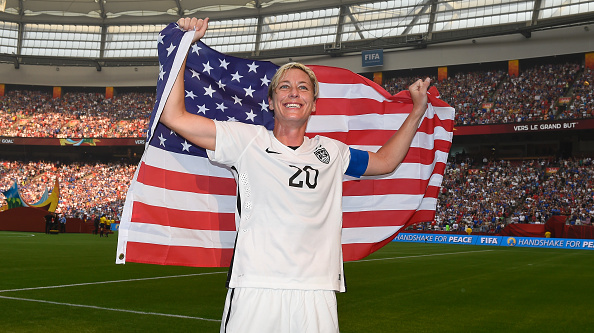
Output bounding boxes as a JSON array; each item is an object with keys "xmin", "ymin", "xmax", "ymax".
[
  {"xmin": 0, "ymin": 233, "xmax": 36, "ymax": 238},
  {"xmin": 0, "ymin": 251, "xmax": 492, "ymax": 293},
  {"xmin": 0, "ymin": 250, "xmax": 492, "ymax": 322},
  {"xmin": 0, "ymin": 271, "xmax": 226, "ymax": 293},
  {"xmin": 0, "ymin": 295, "xmax": 221, "ymax": 322},
  {"xmin": 351, "ymin": 249, "xmax": 494, "ymax": 263}
]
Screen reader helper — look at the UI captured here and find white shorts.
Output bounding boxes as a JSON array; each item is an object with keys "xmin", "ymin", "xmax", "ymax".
[{"xmin": 220, "ymin": 288, "xmax": 339, "ymax": 333}]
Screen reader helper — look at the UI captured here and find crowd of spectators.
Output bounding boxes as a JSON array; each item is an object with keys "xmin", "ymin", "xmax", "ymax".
[
  {"xmin": 383, "ymin": 61, "xmax": 593, "ymax": 126},
  {"xmin": 0, "ymin": 159, "xmax": 135, "ymax": 220},
  {"xmin": 561, "ymin": 68, "xmax": 594, "ymax": 120},
  {"xmin": 492, "ymin": 62, "xmax": 580, "ymax": 123},
  {"xmin": 0, "ymin": 89, "xmax": 153, "ymax": 138},
  {"xmin": 425, "ymin": 156, "xmax": 594, "ymax": 233},
  {"xmin": 433, "ymin": 70, "xmax": 506, "ymax": 125},
  {"xmin": 517, "ymin": 157, "xmax": 594, "ymax": 226},
  {"xmin": 383, "ymin": 75, "xmax": 429, "ymax": 96}
]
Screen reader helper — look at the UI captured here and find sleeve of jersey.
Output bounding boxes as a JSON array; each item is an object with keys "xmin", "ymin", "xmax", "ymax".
[
  {"xmin": 206, "ymin": 120, "xmax": 262, "ymax": 165},
  {"xmin": 345, "ymin": 147, "xmax": 369, "ymax": 178}
]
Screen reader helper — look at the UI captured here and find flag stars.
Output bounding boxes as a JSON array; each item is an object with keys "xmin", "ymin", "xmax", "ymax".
[
  {"xmin": 231, "ymin": 71, "xmax": 243, "ymax": 82},
  {"xmin": 244, "ymin": 86, "xmax": 255, "ymax": 98},
  {"xmin": 227, "ymin": 116, "xmax": 238, "ymax": 122},
  {"xmin": 219, "ymin": 58, "xmax": 230, "ymax": 70},
  {"xmin": 157, "ymin": 33, "xmax": 165, "ymax": 45},
  {"xmin": 259, "ymin": 100, "xmax": 269, "ymax": 111},
  {"xmin": 166, "ymin": 43, "xmax": 176, "ymax": 56},
  {"xmin": 245, "ymin": 110, "xmax": 257, "ymax": 122},
  {"xmin": 216, "ymin": 102, "xmax": 228, "ymax": 112},
  {"xmin": 181, "ymin": 140, "xmax": 192, "ymax": 152},
  {"xmin": 202, "ymin": 61, "xmax": 213, "ymax": 75},
  {"xmin": 217, "ymin": 80, "xmax": 226, "ymax": 91},
  {"xmin": 191, "ymin": 44, "xmax": 202, "ymax": 55},
  {"xmin": 197, "ymin": 104, "xmax": 209, "ymax": 114},
  {"xmin": 203, "ymin": 85, "xmax": 216, "ymax": 97},
  {"xmin": 260, "ymin": 75, "xmax": 271, "ymax": 86},
  {"xmin": 247, "ymin": 62, "xmax": 259, "ymax": 73},
  {"xmin": 232, "ymin": 95, "xmax": 243, "ymax": 105},
  {"xmin": 189, "ymin": 68, "xmax": 200, "ymax": 79},
  {"xmin": 158, "ymin": 133, "xmax": 167, "ymax": 146},
  {"xmin": 159, "ymin": 64, "xmax": 166, "ymax": 81},
  {"xmin": 185, "ymin": 90, "xmax": 197, "ymax": 99}
]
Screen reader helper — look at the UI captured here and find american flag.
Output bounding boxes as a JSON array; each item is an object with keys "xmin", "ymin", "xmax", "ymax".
[{"xmin": 116, "ymin": 23, "xmax": 455, "ymax": 267}]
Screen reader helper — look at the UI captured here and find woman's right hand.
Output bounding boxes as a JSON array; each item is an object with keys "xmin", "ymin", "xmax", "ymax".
[{"xmin": 177, "ymin": 17, "xmax": 209, "ymax": 43}]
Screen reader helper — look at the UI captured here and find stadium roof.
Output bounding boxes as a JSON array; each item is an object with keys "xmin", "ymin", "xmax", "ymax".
[{"xmin": 1, "ymin": 0, "xmax": 594, "ymax": 68}]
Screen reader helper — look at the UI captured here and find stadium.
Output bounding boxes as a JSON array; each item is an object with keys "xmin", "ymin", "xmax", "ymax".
[{"xmin": 1, "ymin": 0, "xmax": 594, "ymax": 332}]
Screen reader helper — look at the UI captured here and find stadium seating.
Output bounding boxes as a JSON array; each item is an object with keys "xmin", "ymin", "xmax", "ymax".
[
  {"xmin": 384, "ymin": 61, "xmax": 593, "ymax": 125},
  {"xmin": 1, "ymin": 57, "xmax": 594, "ymax": 224},
  {"xmin": 0, "ymin": 90, "xmax": 153, "ymax": 138},
  {"xmin": 1, "ymin": 59, "xmax": 593, "ymax": 139}
]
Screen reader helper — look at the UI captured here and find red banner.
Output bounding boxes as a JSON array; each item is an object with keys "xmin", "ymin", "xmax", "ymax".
[
  {"xmin": 586, "ymin": 52, "xmax": 594, "ymax": 70},
  {"xmin": 106, "ymin": 86, "xmax": 114, "ymax": 99},
  {"xmin": 509, "ymin": 60, "xmax": 519, "ymax": 77},
  {"xmin": 0, "ymin": 84, "xmax": 4, "ymax": 97},
  {"xmin": 438, "ymin": 67, "xmax": 447, "ymax": 82},
  {"xmin": 373, "ymin": 72, "xmax": 382, "ymax": 86},
  {"xmin": 53, "ymin": 86, "xmax": 61, "ymax": 99},
  {"xmin": 482, "ymin": 102, "xmax": 493, "ymax": 109},
  {"xmin": 500, "ymin": 223, "xmax": 545, "ymax": 237},
  {"xmin": 454, "ymin": 118, "xmax": 594, "ymax": 136}
]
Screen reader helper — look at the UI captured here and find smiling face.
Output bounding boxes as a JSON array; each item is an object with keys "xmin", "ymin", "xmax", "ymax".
[{"xmin": 268, "ymin": 67, "xmax": 317, "ymax": 125}]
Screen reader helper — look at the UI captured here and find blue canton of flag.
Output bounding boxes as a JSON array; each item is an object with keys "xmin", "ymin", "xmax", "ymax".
[{"xmin": 149, "ymin": 23, "xmax": 278, "ymax": 158}]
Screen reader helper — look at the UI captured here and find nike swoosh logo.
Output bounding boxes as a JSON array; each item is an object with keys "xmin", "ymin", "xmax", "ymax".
[{"xmin": 266, "ymin": 148, "xmax": 281, "ymax": 154}]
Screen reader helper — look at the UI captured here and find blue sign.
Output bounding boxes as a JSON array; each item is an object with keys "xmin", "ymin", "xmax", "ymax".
[
  {"xmin": 362, "ymin": 49, "xmax": 383, "ymax": 67},
  {"xmin": 394, "ymin": 233, "xmax": 594, "ymax": 250},
  {"xmin": 500, "ymin": 236, "xmax": 594, "ymax": 250}
]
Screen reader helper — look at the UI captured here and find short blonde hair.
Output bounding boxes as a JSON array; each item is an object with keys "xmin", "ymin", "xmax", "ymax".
[{"xmin": 268, "ymin": 62, "xmax": 319, "ymax": 101}]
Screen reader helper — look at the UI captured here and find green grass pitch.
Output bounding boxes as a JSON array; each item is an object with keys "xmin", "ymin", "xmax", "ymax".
[{"xmin": 1, "ymin": 231, "xmax": 593, "ymax": 332}]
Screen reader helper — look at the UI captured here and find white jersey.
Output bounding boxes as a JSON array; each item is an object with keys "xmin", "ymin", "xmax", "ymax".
[{"xmin": 207, "ymin": 121, "xmax": 351, "ymax": 292}]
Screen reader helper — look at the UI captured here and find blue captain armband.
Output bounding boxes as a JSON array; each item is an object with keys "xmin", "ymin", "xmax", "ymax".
[{"xmin": 345, "ymin": 148, "xmax": 369, "ymax": 178}]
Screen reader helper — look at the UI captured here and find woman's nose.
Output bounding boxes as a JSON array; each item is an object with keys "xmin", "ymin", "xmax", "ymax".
[{"xmin": 289, "ymin": 86, "xmax": 299, "ymax": 97}]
